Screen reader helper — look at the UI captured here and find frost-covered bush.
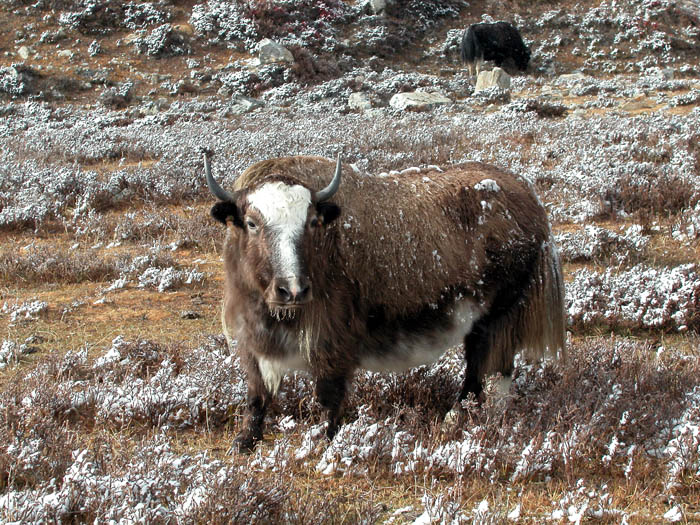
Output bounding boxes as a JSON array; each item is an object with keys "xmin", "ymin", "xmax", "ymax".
[
  {"xmin": 191, "ymin": 0, "xmax": 350, "ymax": 52},
  {"xmin": 0, "ymin": 65, "xmax": 36, "ymax": 97},
  {"xmin": 189, "ymin": 0, "xmax": 258, "ymax": 50},
  {"xmin": 1, "ymin": 300, "xmax": 48, "ymax": 324},
  {"xmin": 672, "ymin": 202, "xmax": 700, "ymax": 243},
  {"xmin": 555, "ymin": 224, "xmax": 648, "ymax": 264},
  {"xmin": 668, "ymin": 89, "xmax": 700, "ymax": 107},
  {"xmin": 132, "ymin": 24, "xmax": 190, "ymax": 57},
  {"xmin": 0, "ymin": 340, "xmax": 34, "ymax": 369},
  {"xmin": 136, "ymin": 265, "xmax": 205, "ymax": 292},
  {"xmin": 58, "ymin": 1, "xmax": 170, "ymax": 34},
  {"xmin": 471, "ymin": 87, "xmax": 511, "ymax": 105},
  {"xmin": 98, "ymin": 81, "xmax": 133, "ymax": 109},
  {"xmin": 567, "ymin": 264, "xmax": 700, "ymax": 331}
]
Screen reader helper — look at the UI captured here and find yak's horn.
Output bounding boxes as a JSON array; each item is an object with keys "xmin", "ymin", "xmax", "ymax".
[
  {"xmin": 204, "ymin": 151, "xmax": 235, "ymax": 202},
  {"xmin": 315, "ymin": 153, "xmax": 342, "ymax": 202}
]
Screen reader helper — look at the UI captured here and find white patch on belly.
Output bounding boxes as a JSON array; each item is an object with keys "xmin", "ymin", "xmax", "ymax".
[
  {"xmin": 361, "ymin": 299, "xmax": 483, "ymax": 373},
  {"xmin": 248, "ymin": 182, "xmax": 311, "ymax": 276}
]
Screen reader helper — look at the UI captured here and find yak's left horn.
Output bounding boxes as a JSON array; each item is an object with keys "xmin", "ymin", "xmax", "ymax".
[
  {"xmin": 315, "ymin": 153, "xmax": 342, "ymax": 202},
  {"xmin": 203, "ymin": 150, "xmax": 235, "ymax": 202}
]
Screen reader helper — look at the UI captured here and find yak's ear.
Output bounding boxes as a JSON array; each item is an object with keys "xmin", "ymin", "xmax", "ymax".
[
  {"xmin": 211, "ymin": 201, "xmax": 243, "ymax": 227},
  {"xmin": 316, "ymin": 202, "xmax": 341, "ymax": 225}
]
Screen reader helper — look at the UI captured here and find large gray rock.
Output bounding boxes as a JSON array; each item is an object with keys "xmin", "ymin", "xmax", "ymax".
[
  {"xmin": 557, "ymin": 72, "xmax": 587, "ymax": 85},
  {"xmin": 348, "ymin": 92, "xmax": 372, "ymax": 110},
  {"xmin": 230, "ymin": 95, "xmax": 264, "ymax": 114},
  {"xmin": 257, "ymin": 38, "xmax": 294, "ymax": 65},
  {"xmin": 17, "ymin": 46, "xmax": 30, "ymax": 60},
  {"xmin": 475, "ymin": 67, "xmax": 511, "ymax": 93},
  {"xmin": 368, "ymin": 0, "xmax": 387, "ymax": 14},
  {"xmin": 389, "ymin": 91, "xmax": 451, "ymax": 111}
]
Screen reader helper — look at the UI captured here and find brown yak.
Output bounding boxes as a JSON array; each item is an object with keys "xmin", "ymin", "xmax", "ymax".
[{"xmin": 205, "ymin": 152, "xmax": 565, "ymax": 452}]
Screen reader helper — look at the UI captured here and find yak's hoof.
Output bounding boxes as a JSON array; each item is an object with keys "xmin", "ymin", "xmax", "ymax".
[
  {"xmin": 229, "ymin": 430, "xmax": 262, "ymax": 454},
  {"xmin": 325, "ymin": 422, "xmax": 339, "ymax": 442}
]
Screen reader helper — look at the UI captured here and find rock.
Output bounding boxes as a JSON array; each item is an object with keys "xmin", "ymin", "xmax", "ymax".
[
  {"xmin": 57, "ymin": 49, "xmax": 73, "ymax": 59},
  {"xmin": 475, "ymin": 67, "xmax": 511, "ymax": 93},
  {"xmin": 367, "ymin": 0, "xmax": 387, "ymax": 14},
  {"xmin": 620, "ymin": 98, "xmax": 653, "ymax": 112},
  {"xmin": 348, "ymin": 92, "xmax": 372, "ymax": 110},
  {"xmin": 173, "ymin": 24, "xmax": 194, "ymax": 36},
  {"xmin": 257, "ymin": 39, "xmax": 294, "ymax": 65},
  {"xmin": 557, "ymin": 72, "xmax": 587, "ymax": 85},
  {"xmin": 230, "ymin": 95, "xmax": 264, "ymax": 114},
  {"xmin": 389, "ymin": 91, "xmax": 451, "ymax": 111},
  {"xmin": 17, "ymin": 46, "xmax": 30, "ymax": 60},
  {"xmin": 180, "ymin": 310, "xmax": 201, "ymax": 320}
]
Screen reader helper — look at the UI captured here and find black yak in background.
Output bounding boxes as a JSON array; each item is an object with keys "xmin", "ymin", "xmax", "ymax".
[{"xmin": 461, "ymin": 21, "xmax": 531, "ymax": 75}]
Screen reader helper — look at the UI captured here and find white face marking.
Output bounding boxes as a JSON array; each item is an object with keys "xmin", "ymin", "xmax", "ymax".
[
  {"xmin": 361, "ymin": 300, "xmax": 484, "ymax": 373},
  {"xmin": 247, "ymin": 182, "xmax": 312, "ymax": 277}
]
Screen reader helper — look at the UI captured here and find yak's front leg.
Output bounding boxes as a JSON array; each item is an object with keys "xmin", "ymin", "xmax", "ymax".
[
  {"xmin": 315, "ymin": 373, "xmax": 349, "ymax": 441},
  {"xmin": 232, "ymin": 353, "xmax": 272, "ymax": 453}
]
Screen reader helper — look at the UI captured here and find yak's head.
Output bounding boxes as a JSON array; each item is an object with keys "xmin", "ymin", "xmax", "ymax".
[{"xmin": 205, "ymin": 153, "xmax": 341, "ymax": 318}]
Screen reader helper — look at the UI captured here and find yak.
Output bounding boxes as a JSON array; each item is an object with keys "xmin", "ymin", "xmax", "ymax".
[
  {"xmin": 205, "ymin": 152, "xmax": 565, "ymax": 452},
  {"xmin": 461, "ymin": 21, "xmax": 531, "ymax": 76}
]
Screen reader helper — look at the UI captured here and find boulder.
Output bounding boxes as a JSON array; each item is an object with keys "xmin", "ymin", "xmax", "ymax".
[
  {"xmin": 17, "ymin": 46, "xmax": 30, "ymax": 60},
  {"xmin": 556, "ymin": 72, "xmax": 587, "ymax": 86},
  {"xmin": 348, "ymin": 92, "xmax": 372, "ymax": 110},
  {"xmin": 368, "ymin": 0, "xmax": 387, "ymax": 14},
  {"xmin": 389, "ymin": 91, "xmax": 451, "ymax": 111},
  {"xmin": 475, "ymin": 67, "xmax": 511, "ymax": 93},
  {"xmin": 257, "ymin": 39, "xmax": 294, "ymax": 65},
  {"xmin": 230, "ymin": 95, "xmax": 264, "ymax": 114}
]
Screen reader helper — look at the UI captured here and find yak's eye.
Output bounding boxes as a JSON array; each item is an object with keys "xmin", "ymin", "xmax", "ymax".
[
  {"xmin": 309, "ymin": 217, "xmax": 320, "ymax": 228},
  {"xmin": 246, "ymin": 219, "xmax": 258, "ymax": 232}
]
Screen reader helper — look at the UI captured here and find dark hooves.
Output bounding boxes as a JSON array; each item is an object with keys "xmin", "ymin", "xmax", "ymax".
[{"xmin": 229, "ymin": 431, "xmax": 262, "ymax": 454}]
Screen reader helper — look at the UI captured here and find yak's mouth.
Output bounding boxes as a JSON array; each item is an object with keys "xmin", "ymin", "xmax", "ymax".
[{"xmin": 268, "ymin": 304, "xmax": 304, "ymax": 321}]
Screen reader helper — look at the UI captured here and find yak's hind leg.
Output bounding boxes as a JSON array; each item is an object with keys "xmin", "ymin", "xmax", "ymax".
[
  {"xmin": 458, "ymin": 241, "xmax": 565, "ymax": 407},
  {"xmin": 232, "ymin": 352, "xmax": 273, "ymax": 453},
  {"xmin": 459, "ymin": 316, "xmax": 513, "ymax": 403}
]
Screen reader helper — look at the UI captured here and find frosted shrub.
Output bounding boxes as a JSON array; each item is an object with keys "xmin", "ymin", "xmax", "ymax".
[
  {"xmin": 567, "ymin": 264, "xmax": 700, "ymax": 330},
  {"xmin": 132, "ymin": 24, "xmax": 190, "ymax": 57},
  {"xmin": 0, "ymin": 65, "xmax": 34, "ymax": 96},
  {"xmin": 2, "ymin": 300, "xmax": 48, "ymax": 324},
  {"xmin": 555, "ymin": 224, "xmax": 648, "ymax": 263},
  {"xmin": 663, "ymin": 387, "xmax": 700, "ymax": 489}
]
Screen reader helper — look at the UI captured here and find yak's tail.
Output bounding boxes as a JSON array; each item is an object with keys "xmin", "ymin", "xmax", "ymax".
[
  {"xmin": 520, "ymin": 234, "xmax": 567, "ymax": 363},
  {"xmin": 481, "ymin": 232, "xmax": 567, "ymax": 379},
  {"xmin": 460, "ymin": 26, "xmax": 480, "ymax": 73}
]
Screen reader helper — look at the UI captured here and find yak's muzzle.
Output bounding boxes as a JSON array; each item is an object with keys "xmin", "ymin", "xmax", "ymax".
[{"xmin": 268, "ymin": 276, "xmax": 313, "ymax": 306}]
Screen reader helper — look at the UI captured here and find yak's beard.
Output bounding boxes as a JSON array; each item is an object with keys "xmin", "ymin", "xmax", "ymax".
[{"xmin": 267, "ymin": 302, "xmax": 319, "ymax": 363}]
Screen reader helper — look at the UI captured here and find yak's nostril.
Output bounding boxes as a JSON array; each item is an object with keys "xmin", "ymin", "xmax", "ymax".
[
  {"xmin": 276, "ymin": 286, "xmax": 292, "ymax": 302},
  {"xmin": 296, "ymin": 283, "xmax": 311, "ymax": 301}
]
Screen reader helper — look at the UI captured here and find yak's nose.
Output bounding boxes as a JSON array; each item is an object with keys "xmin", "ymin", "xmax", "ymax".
[{"xmin": 273, "ymin": 276, "xmax": 312, "ymax": 305}]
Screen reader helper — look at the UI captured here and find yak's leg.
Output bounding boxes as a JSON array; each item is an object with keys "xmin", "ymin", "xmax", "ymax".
[
  {"xmin": 460, "ymin": 323, "xmax": 489, "ymax": 401},
  {"xmin": 232, "ymin": 353, "xmax": 272, "ymax": 453},
  {"xmin": 315, "ymin": 374, "xmax": 348, "ymax": 441},
  {"xmin": 442, "ymin": 326, "xmax": 492, "ymax": 426},
  {"xmin": 460, "ymin": 316, "xmax": 514, "ymax": 403},
  {"xmin": 475, "ymin": 57, "xmax": 485, "ymax": 75},
  {"xmin": 468, "ymin": 61, "xmax": 475, "ymax": 77}
]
